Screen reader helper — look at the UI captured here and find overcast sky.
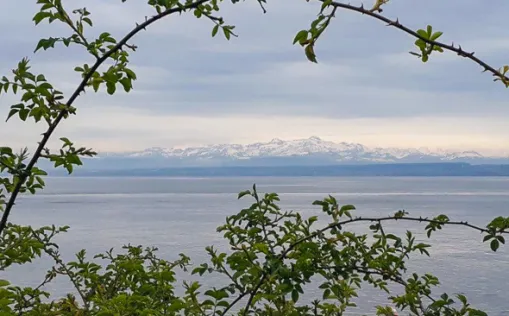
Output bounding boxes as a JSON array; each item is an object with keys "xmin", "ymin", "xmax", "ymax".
[{"xmin": 1, "ymin": 0, "xmax": 508, "ymax": 155}]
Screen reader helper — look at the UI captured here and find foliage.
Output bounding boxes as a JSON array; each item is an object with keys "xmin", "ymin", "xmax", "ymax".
[
  {"xmin": 1, "ymin": 0, "xmax": 508, "ymax": 315},
  {"xmin": 1, "ymin": 188, "xmax": 508, "ymax": 315}
]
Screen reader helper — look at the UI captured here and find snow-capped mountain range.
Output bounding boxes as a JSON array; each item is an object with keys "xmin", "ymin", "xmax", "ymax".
[{"xmin": 85, "ymin": 136, "xmax": 508, "ymax": 170}]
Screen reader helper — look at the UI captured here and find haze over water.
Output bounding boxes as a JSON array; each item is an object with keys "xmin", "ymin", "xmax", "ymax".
[{"xmin": 6, "ymin": 177, "xmax": 509, "ymax": 315}]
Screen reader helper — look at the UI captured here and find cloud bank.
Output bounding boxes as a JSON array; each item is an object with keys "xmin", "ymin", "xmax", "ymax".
[{"xmin": 1, "ymin": 0, "xmax": 508, "ymax": 156}]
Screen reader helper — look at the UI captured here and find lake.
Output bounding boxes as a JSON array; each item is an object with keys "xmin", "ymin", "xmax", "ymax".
[{"xmin": 4, "ymin": 176, "xmax": 509, "ymax": 315}]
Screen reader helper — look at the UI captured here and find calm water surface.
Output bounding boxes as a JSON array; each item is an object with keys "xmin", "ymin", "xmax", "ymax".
[{"xmin": 5, "ymin": 177, "xmax": 509, "ymax": 315}]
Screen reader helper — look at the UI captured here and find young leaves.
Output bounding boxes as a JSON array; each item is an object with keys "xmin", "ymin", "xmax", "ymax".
[{"xmin": 412, "ymin": 25, "xmax": 444, "ymax": 62}]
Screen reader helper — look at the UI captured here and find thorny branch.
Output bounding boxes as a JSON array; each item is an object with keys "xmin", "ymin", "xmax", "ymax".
[
  {"xmin": 323, "ymin": 0, "xmax": 509, "ymax": 83},
  {"xmin": 239, "ymin": 215, "xmax": 507, "ymax": 314}
]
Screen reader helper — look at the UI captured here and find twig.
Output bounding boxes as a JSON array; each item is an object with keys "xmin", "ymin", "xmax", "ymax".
[
  {"xmin": 30, "ymin": 230, "xmax": 89, "ymax": 310},
  {"xmin": 0, "ymin": 0, "xmax": 211, "ymax": 235},
  {"xmin": 16, "ymin": 272, "xmax": 54, "ymax": 315},
  {"xmin": 324, "ymin": 0, "xmax": 509, "ymax": 82},
  {"xmin": 242, "ymin": 274, "xmax": 267, "ymax": 315},
  {"xmin": 222, "ymin": 292, "xmax": 249, "ymax": 315},
  {"xmin": 55, "ymin": 3, "xmax": 99, "ymax": 60},
  {"xmin": 286, "ymin": 215, "xmax": 503, "ymax": 255}
]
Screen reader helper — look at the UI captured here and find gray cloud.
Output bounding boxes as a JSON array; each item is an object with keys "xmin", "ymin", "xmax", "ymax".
[{"xmin": 1, "ymin": 0, "xmax": 509, "ymax": 153}]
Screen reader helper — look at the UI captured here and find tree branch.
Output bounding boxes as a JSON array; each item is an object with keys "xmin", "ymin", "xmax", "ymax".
[
  {"xmin": 240, "ymin": 215, "xmax": 504, "ymax": 313},
  {"xmin": 287, "ymin": 215, "xmax": 504, "ymax": 256},
  {"xmin": 0, "ymin": 0, "xmax": 211, "ymax": 235},
  {"xmin": 324, "ymin": 0, "xmax": 509, "ymax": 83},
  {"xmin": 242, "ymin": 274, "xmax": 267, "ymax": 315}
]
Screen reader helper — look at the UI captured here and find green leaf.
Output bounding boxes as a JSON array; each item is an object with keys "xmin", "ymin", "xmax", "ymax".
[
  {"xmin": 430, "ymin": 31, "xmax": 443, "ymax": 41},
  {"xmin": 253, "ymin": 243, "xmax": 269, "ymax": 254},
  {"xmin": 291, "ymin": 289, "xmax": 299, "ymax": 302},
  {"xmin": 0, "ymin": 147, "xmax": 13, "ymax": 155},
  {"xmin": 237, "ymin": 190, "xmax": 251, "ymax": 199},
  {"xmin": 106, "ymin": 82, "xmax": 116, "ymax": 95},
  {"xmin": 6, "ymin": 109, "xmax": 19, "ymax": 122},
  {"xmin": 416, "ymin": 29, "xmax": 429, "ymax": 39},
  {"xmin": 124, "ymin": 68, "xmax": 137, "ymax": 80},
  {"xmin": 33, "ymin": 11, "xmax": 51, "ymax": 25},
  {"xmin": 67, "ymin": 155, "xmax": 82, "ymax": 166},
  {"xmin": 119, "ymin": 78, "xmax": 132, "ymax": 92},
  {"xmin": 490, "ymin": 239, "xmax": 499, "ymax": 252},
  {"xmin": 340, "ymin": 204, "xmax": 355, "ymax": 212},
  {"xmin": 415, "ymin": 39, "xmax": 426, "ymax": 50},
  {"xmin": 223, "ymin": 27, "xmax": 231, "ymax": 40},
  {"xmin": 212, "ymin": 24, "xmax": 219, "ymax": 37},
  {"xmin": 91, "ymin": 78, "xmax": 102, "ymax": 92},
  {"xmin": 35, "ymin": 177, "xmax": 46, "ymax": 187},
  {"xmin": 0, "ymin": 280, "xmax": 10, "ymax": 287},
  {"xmin": 293, "ymin": 30, "xmax": 308, "ymax": 45},
  {"xmin": 19, "ymin": 108, "xmax": 30, "ymax": 121},
  {"xmin": 426, "ymin": 25, "xmax": 433, "ymax": 36},
  {"xmin": 38, "ymin": 82, "xmax": 53, "ymax": 91},
  {"xmin": 305, "ymin": 44, "xmax": 317, "ymax": 63},
  {"xmin": 83, "ymin": 17, "xmax": 93, "ymax": 26},
  {"xmin": 60, "ymin": 137, "xmax": 72, "ymax": 146}
]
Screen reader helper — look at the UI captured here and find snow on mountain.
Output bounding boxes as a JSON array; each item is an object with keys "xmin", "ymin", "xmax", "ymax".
[{"xmin": 99, "ymin": 136, "xmax": 490, "ymax": 164}]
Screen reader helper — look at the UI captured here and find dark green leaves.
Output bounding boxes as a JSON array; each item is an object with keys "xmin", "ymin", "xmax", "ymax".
[
  {"xmin": 238, "ymin": 189, "xmax": 251, "ymax": 199},
  {"xmin": 483, "ymin": 216, "xmax": 509, "ymax": 251},
  {"xmin": 32, "ymin": 11, "xmax": 52, "ymax": 25},
  {"xmin": 305, "ymin": 44, "xmax": 317, "ymax": 63},
  {"xmin": 124, "ymin": 68, "xmax": 137, "ymax": 80},
  {"xmin": 425, "ymin": 214, "xmax": 449, "ymax": 238},
  {"xmin": 490, "ymin": 239, "xmax": 500, "ymax": 252},
  {"xmin": 294, "ymin": 7, "xmax": 336, "ymax": 63},
  {"xmin": 34, "ymin": 37, "xmax": 61, "ymax": 52},
  {"xmin": 106, "ymin": 82, "xmax": 116, "ymax": 95},
  {"xmin": 222, "ymin": 25, "xmax": 235, "ymax": 40},
  {"xmin": 212, "ymin": 24, "xmax": 219, "ymax": 37}
]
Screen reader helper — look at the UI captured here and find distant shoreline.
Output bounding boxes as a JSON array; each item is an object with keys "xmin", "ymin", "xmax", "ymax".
[{"xmin": 44, "ymin": 162, "xmax": 509, "ymax": 177}]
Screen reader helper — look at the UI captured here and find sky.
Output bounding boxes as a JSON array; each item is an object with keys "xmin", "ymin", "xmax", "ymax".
[{"xmin": 1, "ymin": 0, "xmax": 509, "ymax": 156}]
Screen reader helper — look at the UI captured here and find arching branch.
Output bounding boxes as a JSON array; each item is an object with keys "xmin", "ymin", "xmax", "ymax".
[
  {"xmin": 319, "ymin": 0, "xmax": 509, "ymax": 84},
  {"xmin": 240, "ymin": 215, "xmax": 507, "ymax": 314}
]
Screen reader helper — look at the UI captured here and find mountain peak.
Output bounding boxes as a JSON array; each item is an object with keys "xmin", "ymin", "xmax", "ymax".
[
  {"xmin": 96, "ymin": 137, "xmax": 507, "ymax": 167},
  {"xmin": 269, "ymin": 138, "xmax": 284, "ymax": 144}
]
